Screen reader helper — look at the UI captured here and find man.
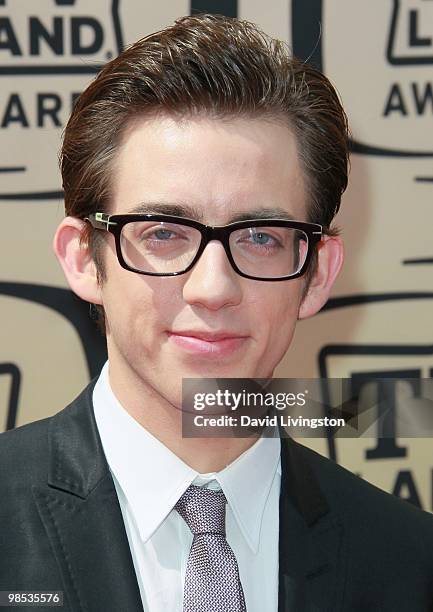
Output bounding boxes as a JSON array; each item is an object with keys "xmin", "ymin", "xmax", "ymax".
[{"xmin": 1, "ymin": 13, "xmax": 433, "ymax": 612}]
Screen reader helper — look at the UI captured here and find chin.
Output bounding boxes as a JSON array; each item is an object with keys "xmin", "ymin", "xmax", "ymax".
[{"xmin": 186, "ymin": 362, "xmax": 260, "ymax": 379}]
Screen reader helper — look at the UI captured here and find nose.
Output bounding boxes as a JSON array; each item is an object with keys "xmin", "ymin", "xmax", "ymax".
[{"xmin": 182, "ymin": 241, "xmax": 243, "ymax": 311}]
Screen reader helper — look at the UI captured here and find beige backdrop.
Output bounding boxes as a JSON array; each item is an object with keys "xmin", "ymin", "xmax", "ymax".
[{"xmin": 1, "ymin": 0, "xmax": 432, "ymax": 512}]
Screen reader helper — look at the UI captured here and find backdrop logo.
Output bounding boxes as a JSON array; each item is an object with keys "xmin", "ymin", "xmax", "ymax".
[
  {"xmin": 0, "ymin": 0, "xmax": 123, "ymax": 74},
  {"xmin": 319, "ymin": 343, "xmax": 433, "ymax": 510},
  {"xmin": 291, "ymin": 0, "xmax": 433, "ymax": 157},
  {"xmin": 0, "ymin": 0, "xmax": 123, "ymax": 198},
  {"xmin": 387, "ymin": 0, "xmax": 433, "ymax": 65}
]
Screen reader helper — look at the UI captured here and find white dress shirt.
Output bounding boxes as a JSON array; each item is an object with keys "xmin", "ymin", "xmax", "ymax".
[{"xmin": 93, "ymin": 362, "xmax": 281, "ymax": 612}]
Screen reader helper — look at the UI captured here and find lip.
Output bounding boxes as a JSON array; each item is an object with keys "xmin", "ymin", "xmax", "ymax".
[{"xmin": 167, "ymin": 330, "xmax": 248, "ymax": 356}]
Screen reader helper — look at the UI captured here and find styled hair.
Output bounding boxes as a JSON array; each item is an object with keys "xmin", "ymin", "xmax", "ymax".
[{"xmin": 60, "ymin": 13, "xmax": 349, "ymax": 325}]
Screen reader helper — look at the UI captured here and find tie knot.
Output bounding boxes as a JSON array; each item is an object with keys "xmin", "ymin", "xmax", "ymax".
[{"xmin": 175, "ymin": 485, "xmax": 227, "ymax": 535}]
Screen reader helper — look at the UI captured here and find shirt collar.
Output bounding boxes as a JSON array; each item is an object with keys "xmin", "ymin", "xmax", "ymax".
[
  {"xmin": 93, "ymin": 362, "xmax": 281, "ymax": 553},
  {"xmin": 214, "ymin": 431, "xmax": 281, "ymax": 553}
]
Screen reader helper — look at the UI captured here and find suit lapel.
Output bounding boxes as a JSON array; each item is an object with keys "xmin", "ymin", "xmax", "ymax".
[
  {"xmin": 278, "ymin": 438, "xmax": 347, "ymax": 612},
  {"xmin": 33, "ymin": 383, "xmax": 143, "ymax": 612}
]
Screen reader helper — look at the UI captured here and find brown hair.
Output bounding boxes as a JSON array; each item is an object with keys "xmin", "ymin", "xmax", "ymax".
[{"xmin": 60, "ymin": 14, "xmax": 349, "ymax": 322}]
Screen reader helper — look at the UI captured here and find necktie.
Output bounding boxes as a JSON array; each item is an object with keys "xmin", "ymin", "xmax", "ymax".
[{"xmin": 175, "ymin": 484, "xmax": 247, "ymax": 612}]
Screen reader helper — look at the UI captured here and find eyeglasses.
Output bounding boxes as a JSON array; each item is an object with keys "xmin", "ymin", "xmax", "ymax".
[{"xmin": 86, "ymin": 212, "xmax": 322, "ymax": 281}]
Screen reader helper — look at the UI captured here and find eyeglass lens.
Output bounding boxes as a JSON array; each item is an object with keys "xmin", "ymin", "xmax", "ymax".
[{"xmin": 120, "ymin": 220, "xmax": 309, "ymax": 278}]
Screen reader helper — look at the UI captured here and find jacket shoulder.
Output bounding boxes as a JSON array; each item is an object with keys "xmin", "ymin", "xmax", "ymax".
[
  {"xmin": 0, "ymin": 381, "xmax": 95, "ymax": 487},
  {"xmin": 0, "ymin": 416, "xmax": 52, "ymax": 484},
  {"xmin": 294, "ymin": 440, "xmax": 433, "ymax": 548},
  {"xmin": 296, "ymin": 441, "xmax": 431, "ymax": 511}
]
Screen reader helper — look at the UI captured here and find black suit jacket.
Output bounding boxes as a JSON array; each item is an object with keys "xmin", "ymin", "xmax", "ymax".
[{"xmin": 1, "ymin": 381, "xmax": 433, "ymax": 612}]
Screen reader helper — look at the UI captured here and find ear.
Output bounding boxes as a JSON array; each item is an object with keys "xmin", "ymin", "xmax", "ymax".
[
  {"xmin": 53, "ymin": 216, "xmax": 103, "ymax": 305},
  {"xmin": 298, "ymin": 236, "xmax": 344, "ymax": 320}
]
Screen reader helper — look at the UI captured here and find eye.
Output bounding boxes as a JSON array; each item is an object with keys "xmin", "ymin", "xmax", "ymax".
[
  {"xmin": 151, "ymin": 228, "xmax": 176, "ymax": 240},
  {"xmin": 249, "ymin": 231, "xmax": 275, "ymax": 245},
  {"xmin": 136, "ymin": 224, "xmax": 184, "ymax": 242},
  {"xmin": 237, "ymin": 228, "xmax": 283, "ymax": 249}
]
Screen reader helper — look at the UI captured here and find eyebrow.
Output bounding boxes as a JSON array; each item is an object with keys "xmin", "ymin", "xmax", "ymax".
[
  {"xmin": 229, "ymin": 208, "xmax": 296, "ymax": 222},
  {"xmin": 128, "ymin": 202, "xmax": 204, "ymax": 220},
  {"xmin": 127, "ymin": 202, "xmax": 297, "ymax": 223}
]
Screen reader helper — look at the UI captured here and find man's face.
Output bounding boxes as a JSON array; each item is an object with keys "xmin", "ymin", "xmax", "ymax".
[{"xmin": 99, "ymin": 115, "xmax": 310, "ymax": 406}]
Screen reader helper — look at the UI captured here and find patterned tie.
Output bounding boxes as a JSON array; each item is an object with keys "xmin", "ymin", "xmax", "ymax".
[{"xmin": 175, "ymin": 484, "xmax": 247, "ymax": 612}]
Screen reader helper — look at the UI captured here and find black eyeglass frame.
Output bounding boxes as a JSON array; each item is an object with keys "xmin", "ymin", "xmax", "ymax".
[{"xmin": 86, "ymin": 212, "xmax": 323, "ymax": 281}]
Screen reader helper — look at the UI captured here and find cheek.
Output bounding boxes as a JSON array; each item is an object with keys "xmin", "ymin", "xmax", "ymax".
[
  {"xmin": 249, "ymin": 282, "xmax": 302, "ymax": 325},
  {"xmin": 101, "ymin": 269, "xmax": 183, "ymax": 337},
  {"xmin": 251, "ymin": 283, "xmax": 303, "ymax": 349}
]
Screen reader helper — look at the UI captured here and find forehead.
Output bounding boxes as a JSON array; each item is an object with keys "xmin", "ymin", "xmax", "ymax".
[{"xmin": 110, "ymin": 114, "xmax": 307, "ymax": 223}]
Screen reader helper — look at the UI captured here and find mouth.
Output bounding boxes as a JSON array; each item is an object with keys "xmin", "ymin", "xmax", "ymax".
[{"xmin": 167, "ymin": 330, "xmax": 248, "ymax": 356}]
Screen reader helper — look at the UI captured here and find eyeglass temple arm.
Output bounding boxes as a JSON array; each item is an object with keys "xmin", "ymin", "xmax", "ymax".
[{"xmin": 86, "ymin": 212, "xmax": 118, "ymax": 230}]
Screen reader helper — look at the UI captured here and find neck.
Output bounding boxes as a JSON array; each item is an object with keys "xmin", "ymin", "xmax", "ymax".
[{"xmin": 106, "ymin": 359, "xmax": 259, "ymax": 473}]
